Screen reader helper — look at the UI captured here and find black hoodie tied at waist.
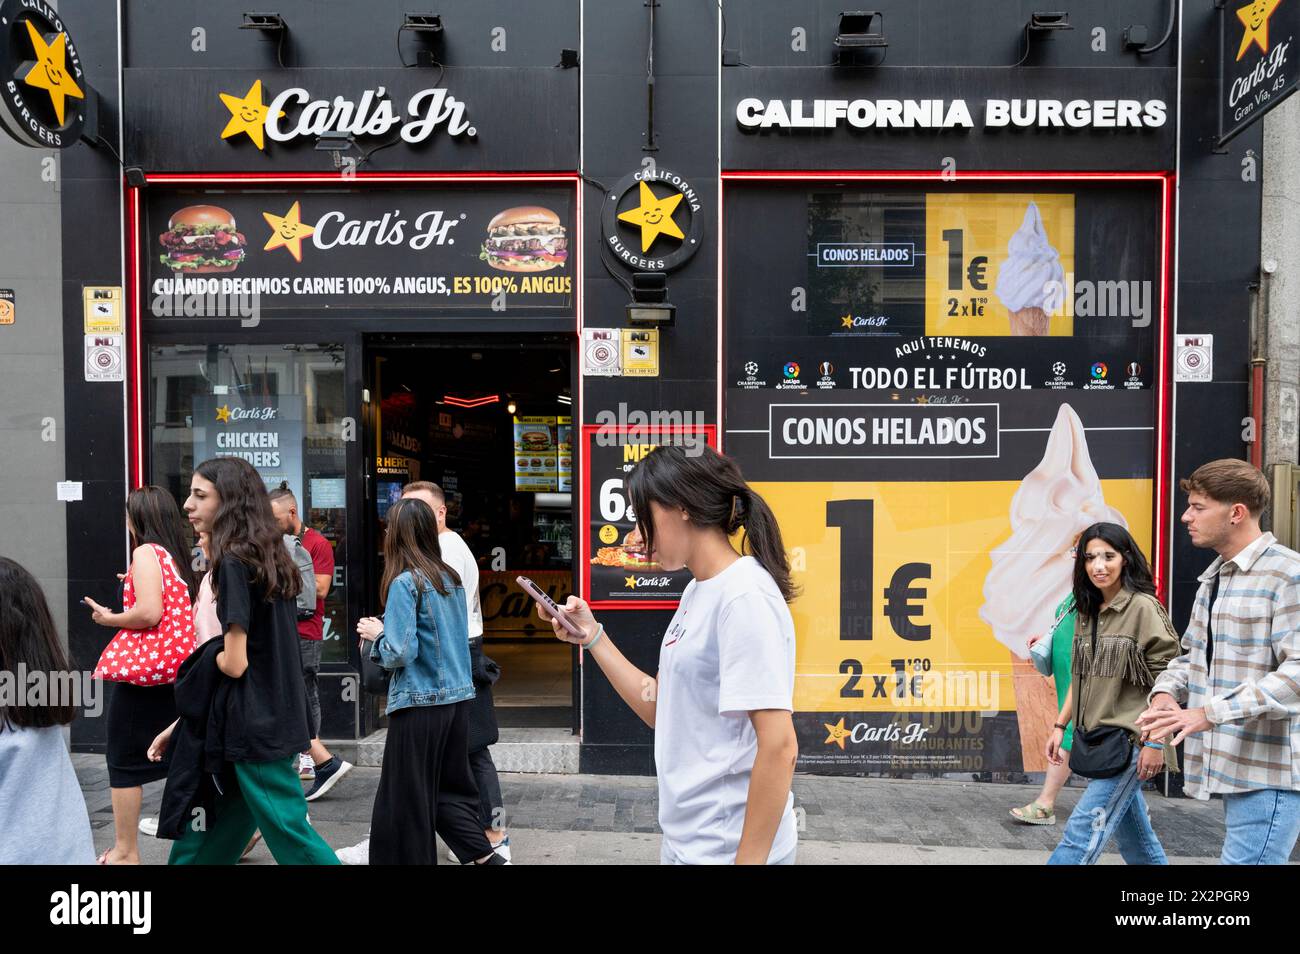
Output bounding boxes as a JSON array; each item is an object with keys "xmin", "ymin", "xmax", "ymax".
[{"xmin": 157, "ymin": 638, "xmax": 235, "ymax": 840}]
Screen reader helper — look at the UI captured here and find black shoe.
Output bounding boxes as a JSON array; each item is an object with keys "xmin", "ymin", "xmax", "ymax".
[{"xmin": 304, "ymin": 757, "xmax": 353, "ymax": 802}]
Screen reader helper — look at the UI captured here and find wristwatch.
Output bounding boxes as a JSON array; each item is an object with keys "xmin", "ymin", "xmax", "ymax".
[{"xmin": 1053, "ymin": 722, "xmax": 1068, "ymax": 731}]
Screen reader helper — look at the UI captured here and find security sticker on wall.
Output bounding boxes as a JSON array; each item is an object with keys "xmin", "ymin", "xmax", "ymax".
[
  {"xmin": 583, "ymin": 327, "xmax": 622, "ymax": 376},
  {"xmin": 84, "ymin": 334, "xmax": 124, "ymax": 382},
  {"xmin": 0, "ymin": 289, "xmax": 14, "ymax": 325},
  {"xmin": 1174, "ymin": 334, "xmax": 1213, "ymax": 382},
  {"xmin": 82, "ymin": 286, "xmax": 123, "ymax": 334},
  {"xmin": 621, "ymin": 328, "xmax": 659, "ymax": 377}
]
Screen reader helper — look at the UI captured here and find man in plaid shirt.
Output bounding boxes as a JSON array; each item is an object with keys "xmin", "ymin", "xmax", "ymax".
[{"xmin": 1138, "ymin": 459, "xmax": 1300, "ymax": 864}]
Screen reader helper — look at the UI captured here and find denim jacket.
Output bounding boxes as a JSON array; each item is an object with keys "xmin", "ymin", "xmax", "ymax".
[{"xmin": 369, "ymin": 569, "xmax": 475, "ymax": 714}]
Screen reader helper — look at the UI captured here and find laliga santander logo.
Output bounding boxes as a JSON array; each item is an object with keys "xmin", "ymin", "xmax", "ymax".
[{"xmin": 218, "ymin": 79, "xmax": 473, "ymax": 151}]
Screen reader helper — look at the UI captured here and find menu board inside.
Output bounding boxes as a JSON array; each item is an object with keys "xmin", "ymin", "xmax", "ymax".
[
  {"xmin": 724, "ymin": 181, "xmax": 1165, "ymax": 776},
  {"xmin": 513, "ymin": 415, "xmax": 558, "ymax": 491}
]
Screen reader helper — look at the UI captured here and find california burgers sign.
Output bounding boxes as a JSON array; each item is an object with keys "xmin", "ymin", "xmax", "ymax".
[{"xmin": 0, "ymin": 0, "xmax": 86, "ymax": 148}]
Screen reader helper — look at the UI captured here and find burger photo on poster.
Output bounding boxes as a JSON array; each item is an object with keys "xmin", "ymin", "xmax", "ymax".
[
  {"xmin": 158, "ymin": 205, "xmax": 248, "ymax": 273},
  {"xmin": 481, "ymin": 205, "xmax": 567, "ymax": 272}
]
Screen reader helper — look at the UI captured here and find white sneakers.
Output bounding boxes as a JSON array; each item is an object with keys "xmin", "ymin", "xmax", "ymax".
[
  {"xmin": 336, "ymin": 837, "xmax": 370, "ymax": 865},
  {"xmin": 299, "ymin": 753, "xmax": 316, "ymax": 780},
  {"xmin": 138, "ymin": 816, "xmax": 159, "ymax": 837}
]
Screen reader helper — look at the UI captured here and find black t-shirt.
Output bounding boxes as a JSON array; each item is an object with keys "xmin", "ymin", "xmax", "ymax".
[{"xmin": 215, "ymin": 557, "xmax": 310, "ymax": 762}]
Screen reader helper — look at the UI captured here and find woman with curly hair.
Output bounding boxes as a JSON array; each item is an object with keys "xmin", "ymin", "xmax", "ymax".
[{"xmin": 152, "ymin": 457, "xmax": 337, "ymax": 864}]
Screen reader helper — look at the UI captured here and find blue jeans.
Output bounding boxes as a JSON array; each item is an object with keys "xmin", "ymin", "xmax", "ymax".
[
  {"xmin": 1048, "ymin": 747, "xmax": 1168, "ymax": 865},
  {"xmin": 1220, "ymin": 789, "xmax": 1300, "ymax": 865}
]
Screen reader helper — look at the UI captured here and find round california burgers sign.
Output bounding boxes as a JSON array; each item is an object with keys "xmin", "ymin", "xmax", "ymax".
[{"xmin": 0, "ymin": 0, "xmax": 86, "ymax": 148}]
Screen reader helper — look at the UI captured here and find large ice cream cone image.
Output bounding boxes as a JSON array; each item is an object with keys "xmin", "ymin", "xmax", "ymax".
[
  {"xmin": 995, "ymin": 201, "xmax": 1065, "ymax": 336},
  {"xmin": 979, "ymin": 403, "xmax": 1128, "ymax": 770}
]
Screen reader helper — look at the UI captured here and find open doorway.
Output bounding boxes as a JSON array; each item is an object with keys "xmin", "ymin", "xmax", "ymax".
[{"xmin": 365, "ymin": 335, "xmax": 575, "ymax": 728}]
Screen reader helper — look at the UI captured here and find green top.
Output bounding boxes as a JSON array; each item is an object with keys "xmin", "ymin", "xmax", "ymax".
[
  {"xmin": 1048, "ymin": 594, "xmax": 1076, "ymax": 751},
  {"xmin": 1071, "ymin": 587, "xmax": 1181, "ymax": 772}
]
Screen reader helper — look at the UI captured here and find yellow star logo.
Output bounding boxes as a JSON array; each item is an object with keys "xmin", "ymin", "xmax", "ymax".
[
  {"xmin": 215, "ymin": 405, "xmax": 231, "ymax": 423},
  {"xmin": 915, "ymin": 395, "xmax": 930, "ymax": 405},
  {"xmin": 624, "ymin": 575, "xmax": 637, "ymax": 589},
  {"xmin": 262, "ymin": 201, "xmax": 315, "ymax": 262},
  {"xmin": 20, "ymin": 20, "xmax": 83, "ymax": 126},
  {"xmin": 840, "ymin": 314, "xmax": 854, "ymax": 329},
  {"xmin": 617, "ymin": 181, "xmax": 685, "ymax": 253},
  {"xmin": 824, "ymin": 718, "xmax": 850, "ymax": 749},
  {"xmin": 219, "ymin": 80, "xmax": 282, "ymax": 150},
  {"xmin": 1236, "ymin": 0, "xmax": 1283, "ymax": 60}
]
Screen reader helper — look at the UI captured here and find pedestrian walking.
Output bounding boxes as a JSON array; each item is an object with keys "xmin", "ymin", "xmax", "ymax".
[
  {"xmin": 1047, "ymin": 522, "xmax": 1179, "ymax": 865},
  {"xmin": 357, "ymin": 496, "xmax": 502, "ymax": 865},
  {"xmin": 1139, "ymin": 459, "xmax": 1300, "ymax": 864},
  {"xmin": 536, "ymin": 444, "xmax": 800, "ymax": 864},
  {"xmin": 85, "ymin": 486, "xmax": 198, "ymax": 865},
  {"xmin": 269, "ymin": 482, "xmax": 353, "ymax": 799},
  {"xmin": 0, "ymin": 557, "xmax": 95, "ymax": 865},
  {"xmin": 402, "ymin": 481, "xmax": 509, "ymax": 861},
  {"xmin": 153, "ymin": 457, "xmax": 338, "ymax": 865}
]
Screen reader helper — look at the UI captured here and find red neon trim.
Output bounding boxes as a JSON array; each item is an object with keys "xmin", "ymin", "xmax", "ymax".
[
  {"xmin": 722, "ymin": 170, "xmax": 1168, "ymax": 181},
  {"xmin": 443, "ymin": 394, "xmax": 500, "ymax": 408},
  {"xmin": 126, "ymin": 186, "xmax": 142, "ymax": 489},
  {"xmin": 1154, "ymin": 173, "xmax": 1176, "ymax": 601},
  {"xmin": 143, "ymin": 171, "xmax": 579, "ymax": 184},
  {"xmin": 579, "ymin": 424, "xmax": 717, "ymax": 611}
]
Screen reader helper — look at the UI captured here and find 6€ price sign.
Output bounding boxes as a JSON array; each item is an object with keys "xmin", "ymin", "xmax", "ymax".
[{"xmin": 581, "ymin": 423, "xmax": 715, "ymax": 608}]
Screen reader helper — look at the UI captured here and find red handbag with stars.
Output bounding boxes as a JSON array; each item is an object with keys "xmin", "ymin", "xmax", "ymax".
[{"xmin": 92, "ymin": 544, "xmax": 197, "ymax": 686}]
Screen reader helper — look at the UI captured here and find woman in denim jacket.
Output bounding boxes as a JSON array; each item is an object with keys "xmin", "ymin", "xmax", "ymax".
[{"xmin": 357, "ymin": 497, "xmax": 502, "ymax": 865}]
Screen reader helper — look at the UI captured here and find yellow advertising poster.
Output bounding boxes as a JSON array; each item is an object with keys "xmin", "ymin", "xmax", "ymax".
[
  {"xmin": 924, "ymin": 193, "xmax": 1074, "ymax": 337},
  {"xmin": 756, "ymin": 474, "xmax": 1151, "ymax": 773},
  {"xmin": 724, "ymin": 180, "xmax": 1165, "ymax": 775}
]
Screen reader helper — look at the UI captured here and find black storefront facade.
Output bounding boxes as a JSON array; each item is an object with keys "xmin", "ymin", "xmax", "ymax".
[{"xmin": 45, "ymin": 2, "xmax": 1266, "ymax": 780}]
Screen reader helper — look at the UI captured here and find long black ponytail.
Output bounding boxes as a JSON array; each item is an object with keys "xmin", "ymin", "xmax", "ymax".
[{"xmin": 627, "ymin": 444, "xmax": 798, "ymax": 602}]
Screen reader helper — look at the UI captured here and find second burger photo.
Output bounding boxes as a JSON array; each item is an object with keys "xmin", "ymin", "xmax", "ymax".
[{"xmin": 481, "ymin": 205, "xmax": 567, "ymax": 272}]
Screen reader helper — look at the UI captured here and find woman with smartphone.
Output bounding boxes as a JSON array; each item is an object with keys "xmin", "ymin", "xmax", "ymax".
[
  {"xmin": 535, "ymin": 444, "xmax": 800, "ymax": 865},
  {"xmin": 84, "ymin": 486, "xmax": 198, "ymax": 865},
  {"xmin": 356, "ymin": 497, "xmax": 502, "ymax": 865}
]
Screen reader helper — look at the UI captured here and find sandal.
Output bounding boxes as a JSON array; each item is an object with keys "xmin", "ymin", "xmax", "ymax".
[
  {"xmin": 240, "ymin": 830, "xmax": 262, "ymax": 860},
  {"xmin": 96, "ymin": 849, "xmax": 110, "ymax": 865},
  {"xmin": 1010, "ymin": 801, "xmax": 1056, "ymax": 826}
]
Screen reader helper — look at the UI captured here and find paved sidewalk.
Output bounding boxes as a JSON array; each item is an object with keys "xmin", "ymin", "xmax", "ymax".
[{"xmin": 73, "ymin": 754, "xmax": 1286, "ymax": 864}]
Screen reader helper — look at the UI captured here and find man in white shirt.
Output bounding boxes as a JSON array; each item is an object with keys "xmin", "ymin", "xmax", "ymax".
[{"xmin": 400, "ymin": 481, "xmax": 508, "ymax": 861}]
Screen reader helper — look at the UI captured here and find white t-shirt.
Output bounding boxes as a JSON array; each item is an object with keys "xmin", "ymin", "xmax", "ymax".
[
  {"xmin": 438, "ymin": 529, "xmax": 483, "ymax": 639},
  {"xmin": 654, "ymin": 555, "xmax": 798, "ymax": 864}
]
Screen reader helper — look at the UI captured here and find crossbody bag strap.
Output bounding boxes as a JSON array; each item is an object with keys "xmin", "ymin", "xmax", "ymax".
[{"xmin": 1078, "ymin": 614, "xmax": 1099, "ymax": 732}]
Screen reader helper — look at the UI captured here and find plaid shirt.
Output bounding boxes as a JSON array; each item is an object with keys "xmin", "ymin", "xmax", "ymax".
[{"xmin": 1150, "ymin": 532, "xmax": 1300, "ymax": 799}]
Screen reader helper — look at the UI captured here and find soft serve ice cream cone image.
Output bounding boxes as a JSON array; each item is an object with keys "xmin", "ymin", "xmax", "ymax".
[
  {"xmin": 979, "ymin": 403, "xmax": 1128, "ymax": 770},
  {"xmin": 994, "ymin": 201, "xmax": 1066, "ymax": 336}
]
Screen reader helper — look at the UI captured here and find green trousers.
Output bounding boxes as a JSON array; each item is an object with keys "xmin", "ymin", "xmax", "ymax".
[{"xmin": 168, "ymin": 757, "xmax": 340, "ymax": 865}]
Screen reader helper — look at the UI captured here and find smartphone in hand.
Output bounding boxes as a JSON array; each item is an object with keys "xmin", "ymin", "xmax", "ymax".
[{"xmin": 516, "ymin": 576, "xmax": 585, "ymax": 638}]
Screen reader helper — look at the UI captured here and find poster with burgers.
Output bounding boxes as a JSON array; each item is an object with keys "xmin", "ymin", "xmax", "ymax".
[
  {"xmin": 481, "ymin": 206, "xmax": 567, "ymax": 272},
  {"xmin": 158, "ymin": 205, "xmax": 247, "ymax": 273}
]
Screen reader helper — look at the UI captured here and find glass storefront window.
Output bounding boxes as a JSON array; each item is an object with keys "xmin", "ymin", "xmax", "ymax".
[{"xmin": 148, "ymin": 343, "xmax": 351, "ymax": 663}]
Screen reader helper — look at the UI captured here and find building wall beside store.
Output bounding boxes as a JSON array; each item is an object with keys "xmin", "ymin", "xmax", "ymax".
[{"xmin": 0, "ymin": 135, "xmax": 68, "ymax": 641}]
